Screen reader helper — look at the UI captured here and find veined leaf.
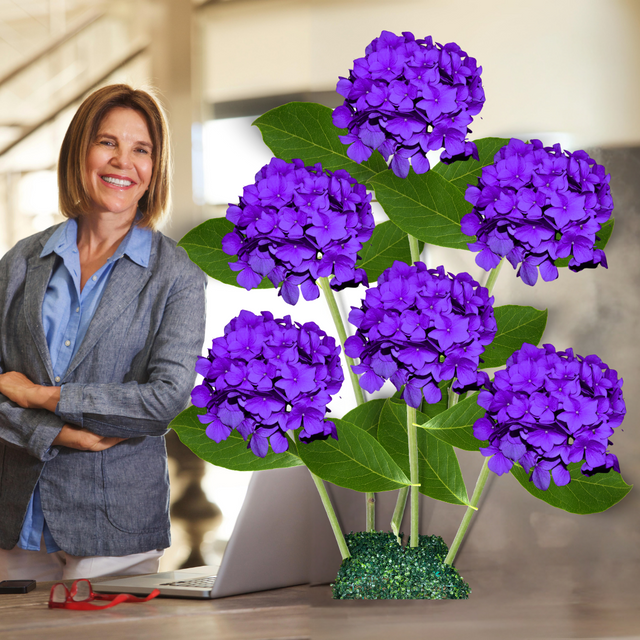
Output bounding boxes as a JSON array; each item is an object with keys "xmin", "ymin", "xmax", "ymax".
[
  {"xmin": 431, "ymin": 137, "xmax": 510, "ymax": 194},
  {"xmin": 170, "ymin": 406, "xmax": 302, "ymax": 471},
  {"xmin": 340, "ymin": 399, "xmax": 386, "ymax": 439},
  {"xmin": 481, "ymin": 305, "xmax": 548, "ymax": 369},
  {"xmin": 253, "ymin": 102, "xmax": 387, "ymax": 186},
  {"xmin": 418, "ymin": 393, "xmax": 486, "ymax": 452},
  {"xmin": 178, "ymin": 217, "xmax": 273, "ymax": 289},
  {"xmin": 358, "ymin": 221, "xmax": 415, "ymax": 283},
  {"xmin": 370, "ymin": 138, "xmax": 509, "ymax": 250},
  {"xmin": 378, "ymin": 399, "xmax": 469, "ymax": 506},
  {"xmin": 369, "ymin": 170, "xmax": 471, "ymax": 249},
  {"xmin": 510, "ymin": 462, "xmax": 632, "ymax": 514},
  {"xmin": 296, "ymin": 418, "xmax": 411, "ymax": 493}
]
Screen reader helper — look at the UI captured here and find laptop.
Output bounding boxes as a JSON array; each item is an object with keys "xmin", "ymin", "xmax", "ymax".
[
  {"xmin": 92, "ymin": 465, "xmax": 331, "ymax": 599},
  {"xmin": 93, "ymin": 462, "xmax": 418, "ymax": 598}
]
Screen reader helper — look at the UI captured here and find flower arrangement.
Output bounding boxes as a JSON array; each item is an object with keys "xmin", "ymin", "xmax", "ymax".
[
  {"xmin": 333, "ymin": 31, "xmax": 485, "ymax": 178},
  {"xmin": 171, "ymin": 30, "xmax": 630, "ymax": 600},
  {"xmin": 191, "ymin": 310, "xmax": 344, "ymax": 457},
  {"xmin": 461, "ymin": 138, "xmax": 613, "ymax": 285},
  {"xmin": 345, "ymin": 262, "xmax": 495, "ymax": 406},
  {"xmin": 222, "ymin": 158, "xmax": 374, "ymax": 304},
  {"xmin": 474, "ymin": 343, "xmax": 624, "ymax": 490}
]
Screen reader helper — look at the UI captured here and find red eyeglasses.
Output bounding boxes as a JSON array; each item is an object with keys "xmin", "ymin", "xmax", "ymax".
[{"xmin": 49, "ymin": 579, "xmax": 160, "ymax": 610}]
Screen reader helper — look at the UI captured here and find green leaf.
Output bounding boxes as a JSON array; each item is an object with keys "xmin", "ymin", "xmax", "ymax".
[
  {"xmin": 370, "ymin": 137, "xmax": 509, "ymax": 250},
  {"xmin": 253, "ymin": 102, "xmax": 387, "ymax": 186},
  {"xmin": 178, "ymin": 217, "xmax": 272, "ymax": 289},
  {"xmin": 377, "ymin": 399, "xmax": 469, "ymax": 506},
  {"xmin": 510, "ymin": 462, "xmax": 632, "ymax": 514},
  {"xmin": 369, "ymin": 170, "xmax": 471, "ymax": 250},
  {"xmin": 481, "ymin": 305, "xmax": 548, "ymax": 369},
  {"xmin": 170, "ymin": 406, "xmax": 302, "ymax": 471},
  {"xmin": 296, "ymin": 418, "xmax": 411, "ymax": 492},
  {"xmin": 554, "ymin": 218, "xmax": 615, "ymax": 268},
  {"xmin": 358, "ymin": 221, "xmax": 414, "ymax": 283},
  {"xmin": 431, "ymin": 137, "xmax": 509, "ymax": 194},
  {"xmin": 340, "ymin": 399, "xmax": 386, "ymax": 439},
  {"xmin": 418, "ymin": 393, "xmax": 486, "ymax": 452}
]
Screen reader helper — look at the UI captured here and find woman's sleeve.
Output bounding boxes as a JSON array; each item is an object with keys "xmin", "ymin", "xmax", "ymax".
[
  {"xmin": 56, "ymin": 267, "xmax": 207, "ymax": 439},
  {"xmin": 0, "ymin": 387, "xmax": 64, "ymax": 461},
  {"xmin": 0, "ymin": 246, "xmax": 64, "ymax": 461}
]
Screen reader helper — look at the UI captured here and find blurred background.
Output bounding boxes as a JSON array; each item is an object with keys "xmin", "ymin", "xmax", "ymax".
[{"xmin": 1, "ymin": 0, "xmax": 639, "ymax": 581}]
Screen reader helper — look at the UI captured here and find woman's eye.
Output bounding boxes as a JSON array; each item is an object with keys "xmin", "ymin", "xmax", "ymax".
[
  {"xmin": 135, "ymin": 148, "xmax": 149, "ymax": 154},
  {"xmin": 99, "ymin": 140, "xmax": 114, "ymax": 146}
]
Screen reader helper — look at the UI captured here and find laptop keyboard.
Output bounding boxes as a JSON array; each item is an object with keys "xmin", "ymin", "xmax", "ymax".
[{"xmin": 160, "ymin": 576, "xmax": 217, "ymax": 588}]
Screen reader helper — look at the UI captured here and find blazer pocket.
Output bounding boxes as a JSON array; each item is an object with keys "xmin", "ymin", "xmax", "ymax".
[{"xmin": 101, "ymin": 437, "xmax": 170, "ymax": 534}]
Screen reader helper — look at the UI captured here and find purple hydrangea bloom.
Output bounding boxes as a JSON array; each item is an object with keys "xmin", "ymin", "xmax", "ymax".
[
  {"xmin": 333, "ymin": 31, "xmax": 485, "ymax": 179},
  {"xmin": 191, "ymin": 310, "xmax": 344, "ymax": 457},
  {"xmin": 473, "ymin": 343, "xmax": 625, "ymax": 490},
  {"xmin": 222, "ymin": 158, "xmax": 374, "ymax": 305},
  {"xmin": 462, "ymin": 138, "xmax": 614, "ymax": 286},
  {"xmin": 344, "ymin": 261, "xmax": 496, "ymax": 408}
]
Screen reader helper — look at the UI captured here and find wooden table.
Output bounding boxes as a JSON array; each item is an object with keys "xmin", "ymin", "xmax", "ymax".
[
  {"xmin": 2, "ymin": 566, "xmax": 640, "ymax": 640},
  {"xmin": 0, "ymin": 581, "xmax": 309, "ymax": 639}
]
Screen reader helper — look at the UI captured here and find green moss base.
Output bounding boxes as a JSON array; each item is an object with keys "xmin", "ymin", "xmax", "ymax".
[{"xmin": 331, "ymin": 531, "xmax": 470, "ymax": 600}]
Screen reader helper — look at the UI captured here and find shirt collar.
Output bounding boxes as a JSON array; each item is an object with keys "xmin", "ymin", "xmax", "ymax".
[{"xmin": 40, "ymin": 212, "xmax": 152, "ymax": 268}]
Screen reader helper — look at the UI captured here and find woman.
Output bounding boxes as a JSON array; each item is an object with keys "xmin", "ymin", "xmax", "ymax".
[{"xmin": 0, "ymin": 85, "xmax": 206, "ymax": 580}]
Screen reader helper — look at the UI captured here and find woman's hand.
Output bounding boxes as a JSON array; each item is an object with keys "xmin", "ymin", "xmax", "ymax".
[
  {"xmin": 0, "ymin": 374, "xmax": 127, "ymax": 450},
  {"xmin": 0, "ymin": 372, "xmax": 60, "ymax": 411},
  {"xmin": 53, "ymin": 425, "xmax": 127, "ymax": 452}
]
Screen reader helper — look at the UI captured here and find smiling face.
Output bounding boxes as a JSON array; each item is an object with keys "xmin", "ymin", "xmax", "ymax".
[{"xmin": 84, "ymin": 107, "xmax": 153, "ymax": 221}]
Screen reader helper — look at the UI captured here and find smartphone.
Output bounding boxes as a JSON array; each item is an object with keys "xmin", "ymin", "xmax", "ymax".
[{"xmin": 0, "ymin": 580, "xmax": 36, "ymax": 594}]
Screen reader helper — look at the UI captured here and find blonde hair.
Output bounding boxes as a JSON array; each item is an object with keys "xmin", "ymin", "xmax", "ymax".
[{"xmin": 58, "ymin": 84, "xmax": 171, "ymax": 229}]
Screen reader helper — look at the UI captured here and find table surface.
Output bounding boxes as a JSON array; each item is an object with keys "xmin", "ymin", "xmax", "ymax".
[{"xmin": 1, "ymin": 567, "xmax": 640, "ymax": 640}]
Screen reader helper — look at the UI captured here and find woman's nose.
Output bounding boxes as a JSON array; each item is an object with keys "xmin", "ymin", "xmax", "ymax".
[{"xmin": 111, "ymin": 148, "xmax": 134, "ymax": 168}]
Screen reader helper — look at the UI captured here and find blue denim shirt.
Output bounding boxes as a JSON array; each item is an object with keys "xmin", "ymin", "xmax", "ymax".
[{"xmin": 18, "ymin": 218, "xmax": 152, "ymax": 552}]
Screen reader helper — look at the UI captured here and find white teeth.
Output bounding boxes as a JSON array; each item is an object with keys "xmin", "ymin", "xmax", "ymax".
[{"xmin": 102, "ymin": 176, "xmax": 133, "ymax": 187}]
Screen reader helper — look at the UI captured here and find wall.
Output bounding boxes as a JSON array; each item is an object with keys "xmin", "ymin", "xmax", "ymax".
[{"xmin": 202, "ymin": 0, "xmax": 640, "ymax": 147}]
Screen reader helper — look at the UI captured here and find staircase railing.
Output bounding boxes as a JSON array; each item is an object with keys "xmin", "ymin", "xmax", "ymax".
[{"xmin": 0, "ymin": 10, "xmax": 150, "ymax": 158}]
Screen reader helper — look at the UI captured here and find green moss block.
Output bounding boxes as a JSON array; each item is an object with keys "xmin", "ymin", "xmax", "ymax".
[{"xmin": 331, "ymin": 531, "xmax": 470, "ymax": 600}]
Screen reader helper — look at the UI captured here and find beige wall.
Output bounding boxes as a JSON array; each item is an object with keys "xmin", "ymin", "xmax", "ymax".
[{"xmin": 202, "ymin": 0, "xmax": 640, "ymax": 147}]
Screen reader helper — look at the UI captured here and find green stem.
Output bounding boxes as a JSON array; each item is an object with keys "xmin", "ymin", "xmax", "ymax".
[
  {"xmin": 443, "ymin": 261, "xmax": 503, "ymax": 565},
  {"xmin": 447, "ymin": 384, "xmax": 460, "ymax": 409},
  {"xmin": 408, "ymin": 235, "xmax": 421, "ymax": 264},
  {"xmin": 407, "ymin": 404, "xmax": 419, "ymax": 547},
  {"xmin": 404, "ymin": 233, "xmax": 422, "ymax": 547},
  {"xmin": 391, "ymin": 486, "xmax": 409, "ymax": 544},
  {"xmin": 444, "ymin": 457, "xmax": 490, "ymax": 566},
  {"xmin": 318, "ymin": 277, "xmax": 374, "ymax": 531},
  {"xmin": 319, "ymin": 277, "xmax": 365, "ymax": 407},
  {"xmin": 365, "ymin": 493, "xmax": 375, "ymax": 531},
  {"xmin": 309, "ymin": 469, "xmax": 351, "ymax": 560},
  {"xmin": 484, "ymin": 258, "xmax": 504, "ymax": 295},
  {"xmin": 286, "ymin": 431, "xmax": 349, "ymax": 559}
]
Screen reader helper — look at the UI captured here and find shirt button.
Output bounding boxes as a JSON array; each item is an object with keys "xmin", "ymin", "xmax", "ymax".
[
  {"xmin": 54, "ymin": 376, "xmax": 61, "ymax": 382},
  {"xmin": 65, "ymin": 340, "xmax": 71, "ymax": 347},
  {"xmin": 92, "ymin": 275, "xmax": 97, "ymax": 281},
  {"xmin": 76, "ymin": 307, "xmax": 80, "ymax": 313}
]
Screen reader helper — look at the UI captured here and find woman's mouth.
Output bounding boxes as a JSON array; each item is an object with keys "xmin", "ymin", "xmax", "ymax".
[{"xmin": 101, "ymin": 175, "xmax": 135, "ymax": 187}]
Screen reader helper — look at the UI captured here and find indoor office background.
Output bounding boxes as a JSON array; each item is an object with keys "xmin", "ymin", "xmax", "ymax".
[{"xmin": 1, "ymin": 0, "xmax": 639, "ymax": 583}]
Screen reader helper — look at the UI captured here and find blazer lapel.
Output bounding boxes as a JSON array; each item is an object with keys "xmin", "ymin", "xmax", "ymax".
[
  {"xmin": 63, "ymin": 256, "xmax": 153, "ymax": 379},
  {"xmin": 24, "ymin": 253, "xmax": 57, "ymax": 383}
]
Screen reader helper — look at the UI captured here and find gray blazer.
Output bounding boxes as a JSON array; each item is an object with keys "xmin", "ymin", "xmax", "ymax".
[{"xmin": 0, "ymin": 224, "xmax": 206, "ymax": 556}]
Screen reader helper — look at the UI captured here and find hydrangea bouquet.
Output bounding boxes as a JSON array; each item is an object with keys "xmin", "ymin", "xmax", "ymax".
[{"xmin": 171, "ymin": 30, "xmax": 630, "ymax": 599}]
